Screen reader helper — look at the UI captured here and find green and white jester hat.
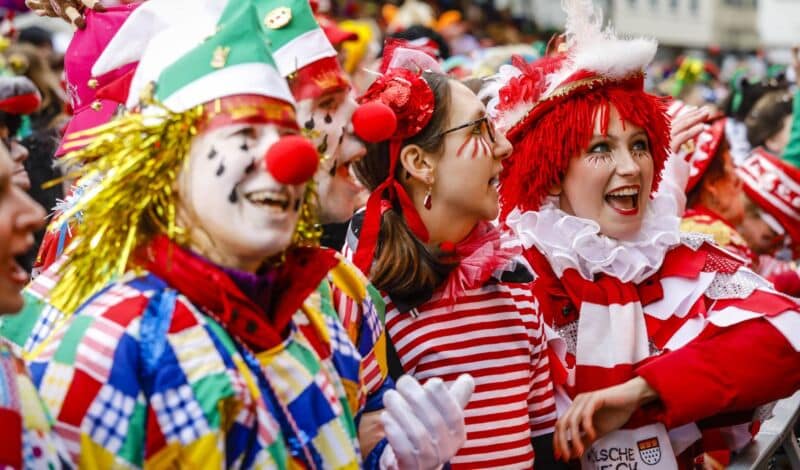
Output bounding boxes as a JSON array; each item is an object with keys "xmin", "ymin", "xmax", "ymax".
[
  {"xmin": 51, "ymin": 0, "xmax": 321, "ymax": 314},
  {"xmin": 236, "ymin": 0, "xmax": 370, "ymax": 224}
]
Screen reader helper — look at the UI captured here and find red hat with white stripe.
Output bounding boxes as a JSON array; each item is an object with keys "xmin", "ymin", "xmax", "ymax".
[
  {"xmin": 259, "ymin": 0, "xmax": 350, "ymax": 101},
  {"xmin": 737, "ymin": 147, "xmax": 800, "ymax": 252},
  {"xmin": 492, "ymin": 0, "xmax": 670, "ymax": 217},
  {"xmin": 666, "ymin": 100, "xmax": 727, "ymax": 193}
]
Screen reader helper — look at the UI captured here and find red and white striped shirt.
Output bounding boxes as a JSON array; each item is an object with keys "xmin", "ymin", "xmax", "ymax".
[{"xmin": 384, "ymin": 259, "xmax": 557, "ymax": 469}]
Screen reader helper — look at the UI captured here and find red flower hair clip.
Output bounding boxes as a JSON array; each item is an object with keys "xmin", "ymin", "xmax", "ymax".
[{"xmin": 356, "ymin": 67, "xmax": 434, "ymax": 141}]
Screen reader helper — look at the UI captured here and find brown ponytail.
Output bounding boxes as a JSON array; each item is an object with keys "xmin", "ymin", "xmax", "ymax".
[{"xmin": 353, "ymin": 72, "xmax": 456, "ymax": 302}]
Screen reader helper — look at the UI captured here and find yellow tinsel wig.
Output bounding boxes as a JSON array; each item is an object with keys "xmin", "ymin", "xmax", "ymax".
[
  {"xmin": 49, "ymin": 103, "xmax": 204, "ymax": 314},
  {"xmin": 49, "ymin": 98, "xmax": 323, "ymax": 315}
]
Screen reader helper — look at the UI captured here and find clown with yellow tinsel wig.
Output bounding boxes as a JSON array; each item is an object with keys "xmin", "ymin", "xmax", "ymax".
[{"xmin": 0, "ymin": 0, "xmax": 475, "ymax": 467}]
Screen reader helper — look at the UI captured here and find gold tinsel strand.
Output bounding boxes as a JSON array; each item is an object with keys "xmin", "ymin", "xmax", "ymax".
[
  {"xmin": 49, "ymin": 104, "xmax": 204, "ymax": 315},
  {"xmin": 291, "ymin": 180, "xmax": 323, "ymax": 247}
]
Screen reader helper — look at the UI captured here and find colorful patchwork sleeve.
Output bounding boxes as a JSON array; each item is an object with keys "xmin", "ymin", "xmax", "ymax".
[
  {"xmin": 0, "ymin": 262, "xmax": 67, "ymax": 354},
  {"xmin": 28, "ymin": 280, "xmax": 288, "ymax": 469},
  {"xmin": 326, "ymin": 253, "xmax": 391, "ymax": 410}
]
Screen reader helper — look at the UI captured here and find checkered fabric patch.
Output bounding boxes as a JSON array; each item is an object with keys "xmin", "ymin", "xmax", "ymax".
[
  {"xmin": 75, "ymin": 316, "xmax": 126, "ymax": 383},
  {"xmin": 24, "ymin": 303, "xmax": 64, "ymax": 354},
  {"xmin": 38, "ymin": 362, "xmax": 74, "ymax": 419},
  {"xmin": 314, "ymin": 370, "xmax": 343, "ymax": 417},
  {"xmin": 84, "ymin": 384, "xmax": 136, "ymax": 454},
  {"xmin": 151, "ymin": 385, "xmax": 210, "ymax": 446},
  {"xmin": 168, "ymin": 325, "xmax": 226, "ymax": 385},
  {"xmin": 323, "ymin": 316, "xmax": 359, "ymax": 363},
  {"xmin": 361, "ymin": 297, "xmax": 381, "ymax": 346}
]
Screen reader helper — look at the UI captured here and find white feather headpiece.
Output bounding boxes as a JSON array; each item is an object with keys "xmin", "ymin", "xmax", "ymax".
[
  {"xmin": 544, "ymin": 0, "xmax": 656, "ymax": 97},
  {"xmin": 492, "ymin": 0, "xmax": 657, "ymax": 134}
]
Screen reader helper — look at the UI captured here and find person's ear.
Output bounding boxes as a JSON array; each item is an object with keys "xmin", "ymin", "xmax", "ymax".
[
  {"xmin": 399, "ymin": 144, "xmax": 435, "ymax": 184},
  {"xmin": 548, "ymin": 182, "xmax": 562, "ymax": 196}
]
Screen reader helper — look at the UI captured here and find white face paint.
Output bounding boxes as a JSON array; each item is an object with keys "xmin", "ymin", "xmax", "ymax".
[
  {"xmin": 178, "ymin": 123, "xmax": 305, "ymax": 272},
  {"xmin": 299, "ymin": 89, "xmax": 367, "ymax": 224}
]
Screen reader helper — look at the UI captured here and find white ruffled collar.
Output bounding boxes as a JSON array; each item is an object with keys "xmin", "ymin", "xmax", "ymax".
[{"xmin": 506, "ymin": 193, "xmax": 682, "ymax": 284}]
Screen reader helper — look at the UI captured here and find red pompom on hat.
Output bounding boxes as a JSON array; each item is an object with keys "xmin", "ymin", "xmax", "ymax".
[
  {"xmin": 352, "ymin": 102, "xmax": 397, "ymax": 143},
  {"xmin": 357, "ymin": 67, "xmax": 434, "ymax": 140},
  {"xmin": 351, "ymin": 38, "xmax": 442, "ymax": 274},
  {"xmin": 265, "ymin": 135, "xmax": 319, "ymax": 185},
  {"xmin": 492, "ymin": 0, "xmax": 670, "ymax": 219}
]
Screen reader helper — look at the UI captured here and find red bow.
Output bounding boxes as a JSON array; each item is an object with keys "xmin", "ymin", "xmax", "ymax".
[{"xmin": 352, "ymin": 45, "xmax": 437, "ymax": 274}]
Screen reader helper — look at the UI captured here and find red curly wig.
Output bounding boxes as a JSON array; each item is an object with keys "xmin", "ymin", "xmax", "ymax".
[{"xmin": 498, "ymin": 67, "xmax": 671, "ymax": 221}]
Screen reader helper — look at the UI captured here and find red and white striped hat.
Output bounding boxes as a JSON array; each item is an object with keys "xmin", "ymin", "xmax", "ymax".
[
  {"xmin": 667, "ymin": 100, "xmax": 727, "ymax": 193},
  {"xmin": 737, "ymin": 147, "xmax": 800, "ymax": 252}
]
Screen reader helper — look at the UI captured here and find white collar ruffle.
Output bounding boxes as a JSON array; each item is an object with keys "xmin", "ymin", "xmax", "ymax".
[{"xmin": 506, "ymin": 193, "xmax": 682, "ymax": 284}]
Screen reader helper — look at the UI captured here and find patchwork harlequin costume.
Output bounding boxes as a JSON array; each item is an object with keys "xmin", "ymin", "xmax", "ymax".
[
  {"xmin": 1, "ymin": 0, "xmax": 389, "ymax": 467},
  {"xmin": 0, "ymin": 339, "xmax": 69, "ymax": 469},
  {"xmin": 493, "ymin": 1, "xmax": 800, "ymax": 468}
]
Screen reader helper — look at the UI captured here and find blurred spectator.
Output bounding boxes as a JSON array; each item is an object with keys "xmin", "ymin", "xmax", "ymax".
[
  {"xmin": 435, "ymin": 10, "xmax": 479, "ymax": 56},
  {"xmin": 746, "ymin": 90, "xmax": 793, "ymax": 155},
  {"xmin": 717, "ymin": 72, "xmax": 788, "ymax": 162},
  {"xmin": 4, "ymin": 43, "xmax": 67, "ymax": 132},
  {"xmin": 17, "ymin": 25, "xmax": 54, "ymax": 65}
]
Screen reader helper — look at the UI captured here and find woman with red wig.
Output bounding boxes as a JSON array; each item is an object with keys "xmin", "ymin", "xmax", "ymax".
[{"xmin": 493, "ymin": 1, "xmax": 800, "ymax": 468}]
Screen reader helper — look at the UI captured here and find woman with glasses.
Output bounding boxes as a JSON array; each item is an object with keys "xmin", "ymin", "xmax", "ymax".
[{"xmin": 344, "ymin": 40, "xmax": 559, "ymax": 469}]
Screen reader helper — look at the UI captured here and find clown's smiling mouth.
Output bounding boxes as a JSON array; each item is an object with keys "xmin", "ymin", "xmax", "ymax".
[{"xmin": 245, "ymin": 189, "xmax": 291, "ymax": 211}]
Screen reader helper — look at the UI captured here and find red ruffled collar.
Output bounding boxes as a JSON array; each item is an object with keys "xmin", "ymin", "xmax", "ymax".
[
  {"xmin": 438, "ymin": 222, "xmax": 522, "ymax": 301},
  {"xmin": 139, "ymin": 235, "xmax": 338, "ymax": 352}
]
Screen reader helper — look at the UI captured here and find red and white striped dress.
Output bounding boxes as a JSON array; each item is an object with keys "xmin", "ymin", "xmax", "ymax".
[
  {"xmin": 507, "ymin": 200, "xmax": 800, "ymax": 468},
  {"xmin": 383, "ymin": 257, "xmax": 557, "ymax": 469}
]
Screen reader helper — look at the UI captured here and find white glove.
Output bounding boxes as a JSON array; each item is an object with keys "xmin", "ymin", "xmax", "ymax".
[{"xmin": 379, "ymin": 374, "xmax": 474, "ymax": 470}]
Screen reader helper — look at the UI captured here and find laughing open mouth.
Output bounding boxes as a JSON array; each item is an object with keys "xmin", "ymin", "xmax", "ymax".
[
  {"xmin": 245, "ymin": 189, "xmax": 291, "ymax": 211},
  {"xmin": 605, "ymin": 185, "xmax": 639, "ymax": 215}
]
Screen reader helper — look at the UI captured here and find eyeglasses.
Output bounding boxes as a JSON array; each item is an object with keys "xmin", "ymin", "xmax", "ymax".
[{"xmin": 434, "ymin": 115, "xmax": 496, "ymax": 143}]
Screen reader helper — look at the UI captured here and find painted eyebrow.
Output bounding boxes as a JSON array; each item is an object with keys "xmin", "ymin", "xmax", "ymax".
[{"xmin": 590, "ymin": 131, "xmax": 648, "ymax": 141}]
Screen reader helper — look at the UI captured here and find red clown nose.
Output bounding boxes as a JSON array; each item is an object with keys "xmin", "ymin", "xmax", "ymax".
[
  {"xmin": 352, "ymin": 101, "xmax": 397, "ymax": 143},
  {"xmin": 265, "ymin": 135, "xmax": 319, "ymax": 185}
]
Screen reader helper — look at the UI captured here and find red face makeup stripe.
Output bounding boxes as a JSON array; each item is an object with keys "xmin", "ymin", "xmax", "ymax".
[
  {"xmin": 456, "ymin": 135, "xmax": 472, "ymax": 158},
  {"xmin": 478, "ymin": 137, "xmax": 491, "ymax": 158},
  {"xmin": 470, "ymin": 139, "xmax": 481, "ymax": 159}
]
